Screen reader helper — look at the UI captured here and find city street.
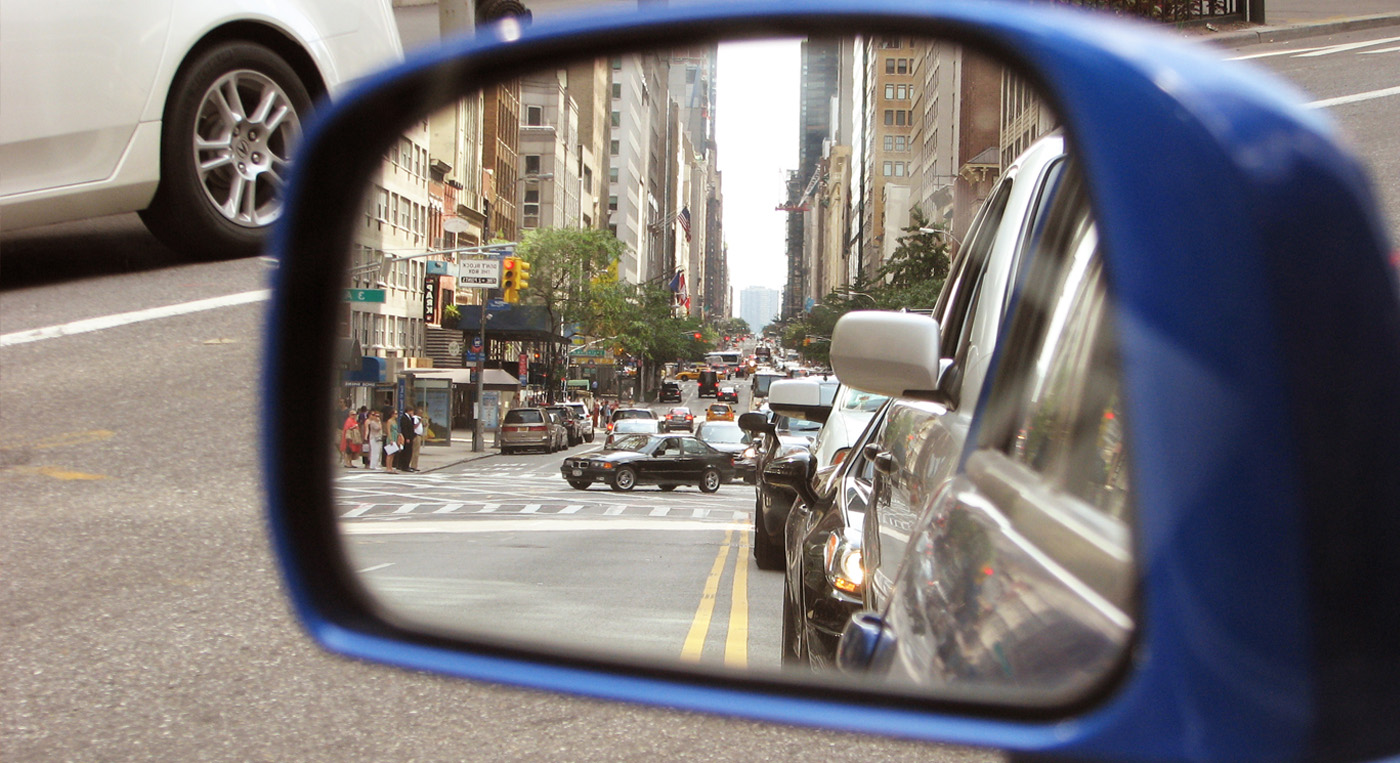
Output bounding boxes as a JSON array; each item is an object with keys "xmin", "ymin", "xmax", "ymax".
[{"xmin": 4, "ymin": 8, "xmax": 1399, "ymax": 763}]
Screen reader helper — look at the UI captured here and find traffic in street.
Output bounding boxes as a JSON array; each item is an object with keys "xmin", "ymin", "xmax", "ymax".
[
  {"xmin": 336, "ymin": 378, "xmax": 784, "ymax": 666},
  {"xmin": 4, "ymin": 6, "xmax": 1398, "ymax": 762}
]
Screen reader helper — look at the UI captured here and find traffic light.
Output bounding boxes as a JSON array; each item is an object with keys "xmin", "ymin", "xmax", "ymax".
[
  {"xmin": 501, "ymin": 257, "xmax": 520, "ymax": 302},
  {"xmin": 515, "ymin": 258, "xmax": 531, "ymax": 294},
  {"xmin": 693, "ymin": 332, "xmax": 703, "ymax": 340}
]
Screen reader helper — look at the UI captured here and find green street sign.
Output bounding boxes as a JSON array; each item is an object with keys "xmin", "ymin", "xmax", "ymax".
[{"xmin": 345, "ymin": 289, "xmax": 386, "ymax": 303}]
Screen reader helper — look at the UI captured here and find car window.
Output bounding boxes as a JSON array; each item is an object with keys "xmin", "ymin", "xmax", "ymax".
[
  {"xmin": 610, "ymin": 434, "xmax": 653, "ymax": 451},
  {"xmin": 681, "ymin": 438, "xmax": 710, "ymax": 456},
  {"xmin": 981, "ymin": 170, "xmax": 1131, "ymax": 523},
  {"xmin": 934, "ymin": 173, "xmax": 1013, "ymax": 360},
  {"xmin": 504, "ymin": 409, "xmax": 542, "ymax": 424}
]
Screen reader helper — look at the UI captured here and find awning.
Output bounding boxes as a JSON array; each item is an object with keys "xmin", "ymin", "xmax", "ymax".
[
  {"xmin": 342, "ymin": 355, "xmax": 386, "ymax": 384},
  {"xmin": 407, "ymin": 368, "xmax": 520, "ymax": 389}
]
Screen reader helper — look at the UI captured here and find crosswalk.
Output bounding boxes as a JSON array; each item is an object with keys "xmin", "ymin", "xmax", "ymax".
[
  {"xmin": 1227, "ymin": 34, "xmax": 1400, "ymax": 60},
  {"xmin": 339, "ymin": 500, "xmax": 752, "ymax": 521}
]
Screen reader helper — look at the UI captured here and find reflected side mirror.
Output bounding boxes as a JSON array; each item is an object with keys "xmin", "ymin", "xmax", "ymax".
[{"xmin": 764, "ymin": 450, "xmax": 818, "ymax": 508}]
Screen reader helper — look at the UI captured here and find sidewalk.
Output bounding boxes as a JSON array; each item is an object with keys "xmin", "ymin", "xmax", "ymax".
[
  {"xmin": 1184, "ymin": 5, "xmax": 1400, "ymax": 47},
  {"xmin": 408, "ymin": 428, "xmax": 501, "ymax": 473}
]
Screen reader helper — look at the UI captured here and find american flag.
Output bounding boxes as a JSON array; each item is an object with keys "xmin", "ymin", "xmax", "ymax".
[{"xmin": 677, "ymin": 207, "xmax": 692, "ymax": 241}]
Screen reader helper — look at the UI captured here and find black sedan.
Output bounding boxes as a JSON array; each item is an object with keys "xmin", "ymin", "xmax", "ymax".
[{"xmin": 561, "ymin": 434, "xmax": 734, "ymax": 492}]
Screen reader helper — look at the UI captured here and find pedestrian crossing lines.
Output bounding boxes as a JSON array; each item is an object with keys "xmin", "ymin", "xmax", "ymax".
[
  {"xmin": 338, "ymin": 500, "xmax": 752, "ymax": 522},
  {"xmin": 1228, "ymin": 34, "xmax": 1400, "ymax": 60}
]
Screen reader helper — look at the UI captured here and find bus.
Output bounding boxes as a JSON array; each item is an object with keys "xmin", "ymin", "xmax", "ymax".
[{"xmin": 704, "ymin": 350, "xmax": 742, "ymax": 376}]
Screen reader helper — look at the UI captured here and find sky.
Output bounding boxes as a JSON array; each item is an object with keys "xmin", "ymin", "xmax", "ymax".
[{"xmin": 714, "ymin": 39, "xmax": 802, "ymax": 297}]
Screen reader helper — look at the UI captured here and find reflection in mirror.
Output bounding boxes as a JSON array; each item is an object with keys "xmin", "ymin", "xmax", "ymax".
[{"xmin": 329, "ymin": 32, "xmax": 1134, "ymax": 709}]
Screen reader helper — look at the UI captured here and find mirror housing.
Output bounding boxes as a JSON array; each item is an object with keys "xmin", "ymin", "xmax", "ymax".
[
  {"xmin": 265, "ymin": 2, "xmax": 1400, "ymax": 759},
  {"xmin": 737, "ymin": 411, "xmax": 773, "ymax": 436},
  {"xmin": 764, "ymin": 449, "xmax": 818, "ymax": 509},
  {"xmin": 830, "ymin": 311, "xmax": 941, "ymax": 400}
]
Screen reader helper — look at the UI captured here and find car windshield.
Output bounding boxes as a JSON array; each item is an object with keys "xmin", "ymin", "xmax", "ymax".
[
  {"xmin": 668, "ymin": 407, "xmax": 690, "ymax": 416},
  {"xmin": 697, "ymin": 423, "xmax": 748, "ymax": 444},
  {"xmin": 838, "ymin": 387, "xmax": 888, "ymax": 412},
  {"xmin": 615, "ymin": 409, "xmax": 654, "ymax": 420},
  {"xmin": 609, "ymin": 434, "xmax": 657, "ymax": 452},
  {"xmin": 505, "ymin": 409, "xmax": 543, "ymax": 424},
  {"xmin": 612, "ymin": 419, "xmax": 659, "ymax": 434}
]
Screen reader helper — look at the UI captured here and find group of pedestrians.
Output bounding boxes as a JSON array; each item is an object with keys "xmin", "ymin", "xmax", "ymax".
[{"xmin": 337, "ymin": 400, "xmax": 426, "ymax": 473}]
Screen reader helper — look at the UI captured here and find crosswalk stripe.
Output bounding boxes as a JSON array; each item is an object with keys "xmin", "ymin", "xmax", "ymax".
[
  {"xmin": 479, "ymin": 503, "xmax": 500, "ymax": 513},
  {"xmin": 650, "ymin": 507, "xmax": 670, "ymax": 517},
  {"xmin": 393, "ymin": 503, "xmax": 420, "ymax": 514},
  {"xmin": 561, "ymin": 505, "xmax": 584, "ymax": 514},
  {"xmin": 434, "ymin": 503, "xmax": 464, "ymax": 514},
  {"xmin": 605, "ymin": 505, "xmax": 626, "ymax": 515},
  {"xmin": 343, "ymin": 504, "xmax": 374, "ymax": 518},
  {"xmin": 522, "ymin": 504, "xmax": 542, "ymax": 514}
]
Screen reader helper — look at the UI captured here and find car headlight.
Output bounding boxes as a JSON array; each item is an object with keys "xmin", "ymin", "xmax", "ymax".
[
  {"xmin": 823, "ymin": 530, "xmax": 864, "ymax": 594},
  {"xmin": 740, "ymin": 446, "xmax": 757, "ymax": 461}
]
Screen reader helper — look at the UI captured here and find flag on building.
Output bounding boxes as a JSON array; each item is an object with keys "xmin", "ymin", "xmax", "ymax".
[{"xmin": 678, "ymin": 206, "xmax": 692, "ymax": 241}]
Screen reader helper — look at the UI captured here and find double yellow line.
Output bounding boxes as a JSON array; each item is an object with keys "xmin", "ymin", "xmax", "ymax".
[{"xmin": 680, "ymin": 529, "xmax": 750, "ymax": 667}]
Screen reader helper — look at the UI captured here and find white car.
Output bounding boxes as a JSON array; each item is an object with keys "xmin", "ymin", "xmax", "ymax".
[{"xmin": 0, "ymin": 0, "xmax": 402, "ymax": 260}]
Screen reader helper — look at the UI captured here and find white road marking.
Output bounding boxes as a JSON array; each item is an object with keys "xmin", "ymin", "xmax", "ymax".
[
  {"xmin": 357, "ymin": 562, "xmax": 395, "ymax": 573},
  {"xmin": 1360, "ymin": 46, "xmax": 1400, "ymax": 54},
  {"xmin": 649, "ymin": 507, "xmax": 670, "ymax": 517},
  {"xmin": 393, "ymin": 503, "xmax": 420, "ymax": 514},
  {"xmin": 0, "ymin": 290, "xmax": 271, "ymax": 347},
  {"xmin": 433, "ymin": 503, "xmax": 464, "ymax": 514},
  {"xmin": 343, "ymin": 518, "xmax": 750, "ymax": 535},
  {"xmin": 1227, "ymin": 45, "xmax": 1325, "ymax": 60},
  {"xmin": 478, "ymin": 503, "xmax": 500, "ymax": 513},
  {"xmin": 561, "ymin": 505, "xmax": 584, "ymax": 514},
  {"xmin": 521, "ymin": 504, "xmax": 542, "ymax": 513},
  {"xmin": 1293, "ymin": 35, "xmax": 1400, "ymax": 57},
  {"xmin": 605, "ymin": 505, "xmax": 627, "ymax": 515},
  {"xmin": 342, "ymin": 504, "xmax": 375, "ymax": 518},
  {"xmin": 1309, "ymin": 85, "xmax": 1400, "ymax": 109}
]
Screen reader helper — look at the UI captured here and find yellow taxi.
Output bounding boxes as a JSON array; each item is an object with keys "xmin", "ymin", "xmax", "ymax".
[
  {"xmin": 705, "ymin": 403, "xmax": 735, "ymax": 422},
  {"xmin": 674, "ymin": 369, "xmax": 702, "ymax": 381}
]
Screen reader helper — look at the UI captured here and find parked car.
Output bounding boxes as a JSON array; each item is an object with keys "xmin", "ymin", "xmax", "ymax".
[
  {"xmin": 545, "ymin": 405, "xmax": 583, "ymax": 446},
  {"xmin": 561, "ymin": 402, "xmax": 595, "ymax": 443},
  {"xmin": 662, "ymin": 406, "xmax": 695, "ymax": 432},
  {"xmin": 694, "ymin": 420, "xmax": 754, "ymax": 481},
  {"xmin": 0, "ymin": 0, "xmax": 402, "ymax": 261},
  {"xmin": 659, "ymin": 381, "xmax": 683, "ymax": 403},
  {"xmin": 743, "ymin": 378, "xmax": 837, "ymax": 569},
  {"xmin": 500, "ymin": 407, "xmax": 566, "ymax": 454},
  {"xmin": 603, "ymin": 418, "xmax": 660, "ymax": 449},
  {"xmin": 717, "ymin": 385, "xmax": 739, "ymax": 403},
  {"xmin": 561, "ymin": 434, "xmax": 733, "ymax": 492}
]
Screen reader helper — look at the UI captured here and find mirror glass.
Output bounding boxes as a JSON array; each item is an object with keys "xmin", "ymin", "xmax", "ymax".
[{"xmin": 327, "ymin": 31, "xmax": 1134, "ymax": 708}]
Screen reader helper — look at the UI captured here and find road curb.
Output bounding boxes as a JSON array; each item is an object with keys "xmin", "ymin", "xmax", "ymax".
[{"xmin": 1200, "ymin": 13, "xmax": 1400, "ymax": 47}]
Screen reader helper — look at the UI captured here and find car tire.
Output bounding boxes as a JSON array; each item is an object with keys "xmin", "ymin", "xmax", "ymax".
[
  {"xmin": 567, "ymin": 479, "xmax": 591, "ymax": 490},
  {"xmin": 699, "ymin": 468, "xmax": 722, "ymax": 494},
  {"xmin": 753, "ymin": 497, "xmax": 784, "ymax": 570},
  {"xmin": 658, "ymin": 484, "xmax": 677, "ymax": 492},
  {"xmin": 140, "ymin": 41, "xmax": 314, "ymax": 261},
  {"xmin": 611, "ymin": 467, "xmax": 636, "ymax": 492}
]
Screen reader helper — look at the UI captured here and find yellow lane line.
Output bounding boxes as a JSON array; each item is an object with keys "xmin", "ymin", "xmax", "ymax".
[
  {"xmin": 726, "ymin": 529, "xmax": 750, "ymax": 668},
  {"xmin": 681, "ymin": 529, "xmax": 733, "ymax": 662}
]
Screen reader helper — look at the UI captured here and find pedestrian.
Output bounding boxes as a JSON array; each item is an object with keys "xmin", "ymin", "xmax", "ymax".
[
  {"xmin": 339, "ymin": 409, "xmax": 361, "ymax": 468},
  {"xmin": 357, "ymin": 406, "xmax": 370, "ymax": 466},
  {"xmin": 383, "ymin": 407, "xmax": 403, "ymax": 473},
  {"xmin": 409, "ymin": 406, "xmax": 427, "ymax": 472},
  {"xmin": 398, "ymin": 406, "xmax": 417, "ymax": 472},
  {"xmin": 364, "ymin": 409, "xmax": 383, "ymax": 469}
]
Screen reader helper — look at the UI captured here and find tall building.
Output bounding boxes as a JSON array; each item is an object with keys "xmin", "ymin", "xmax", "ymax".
[
  {"xmin": 785, "ymin": 39, "xmax": 841, "ymax": 318},
  {"xmin": 740, "ymin": 286, "xmax": 782, "ymax": 335}
]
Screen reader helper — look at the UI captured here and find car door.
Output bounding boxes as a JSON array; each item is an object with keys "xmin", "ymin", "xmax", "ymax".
[
  {"xmin": 679, "ymin": 437, "xmax": 716, "ymax": 481},
  {"xmin": 863, "ymin": 137, "xmax": 1069, "ymax": 613},
  {"xmin": 648, "ymin": 437, "xmax": 688, "ymax": 482}
]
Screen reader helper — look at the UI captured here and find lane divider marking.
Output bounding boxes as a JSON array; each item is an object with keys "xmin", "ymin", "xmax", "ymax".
[{"xmin": 1, "ymin": 290, "xmax": 270, "ymax": 348}]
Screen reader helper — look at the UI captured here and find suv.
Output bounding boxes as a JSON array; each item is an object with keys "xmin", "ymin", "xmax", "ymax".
[
  {"xmin": 659, "ymin": 381, "xmax": 683, "ymax": 403},
  {"xmin": 697, "ymin": 370, "xmax": 719, "ymax": 398},
  {"xmin": 562, "ymin": 402, "xmax": 595, "ymax": 443}
]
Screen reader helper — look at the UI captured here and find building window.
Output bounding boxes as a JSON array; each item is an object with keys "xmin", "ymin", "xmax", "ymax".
[
  {"xmin": 523, "ymin": 190, "xmax": 540, "ymax": 229},
  {"xmin": 686, "ymin": 67, "xmax": 697, "ymax": 83},
  {"xmin": 884, "ymin": 135, "xmax": 893, "ymax": 151},
  {"xmin": 610, "ymin": 139, "xmax": 620, "ymax": 155},
  {"xmin": 897, "ymin": 59, "xmax": 909, "ymax": 74},
  {"xmin": 611, "ymin": 111, "xmax": 621, "ymax": 127},
  {"xmin": 885, "ymin": 58, "xmax": 895, "ymax": 74},
  {"xmin": 884, "ymin": 109, "xmax": 894, "ymax": 125},
  {"xmin": 895, "ymin": 110, "xmax": 907, "ymax": 126},
  {"xmin": 608, "ymin": 194, "xmax": 618, "ymax": 211},
  {"xmin": 883, "ymin": 161, "xmax": 892, "ymax": 176},
  {"xmin": 611, "ymin": 82, "xmax": 622, "ymax": 99},
  {"xmin": 884, "ymin": 84, "xmax": 894, "ymax": 99},
  {"xmin": 584, "ymin": 167, "xmax": 593, "ymax": 193},
  {"xmin": 526, "ymin": 106, "xmax": 542, "ymax": 126},
  {"xmin": 611, "ymin": 57, "xmax": 622, "ymax": 70},
  {"xmin": 609, "ymin": 166, "xmax": 619, "ymax": 182},
  {"xmin": 524, "ymin": 155, "xmax": 541, "ymax": 175}
]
